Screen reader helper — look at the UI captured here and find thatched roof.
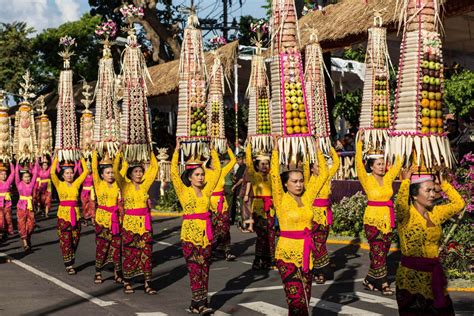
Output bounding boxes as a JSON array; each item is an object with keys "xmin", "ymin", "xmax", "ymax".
[
  {"xmin": 147, "ymin": 40, "xmax": 239, "ymax": 97},
  {"xmin": 273, "ymin": 0, "xmax": 474, "ymax": 52}
]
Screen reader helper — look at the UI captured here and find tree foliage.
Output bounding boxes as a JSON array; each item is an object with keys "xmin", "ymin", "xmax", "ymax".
[
  {"xmin": 332, "ymin": 89, "xmax": 362, "ymax": 131},
  {"xmin": 444, "ymin": 70, "xmax": 474, "ymax": 118},
  {"xmin": 0, "ymin": 22, "xmax": 35, "ymax": 103}
]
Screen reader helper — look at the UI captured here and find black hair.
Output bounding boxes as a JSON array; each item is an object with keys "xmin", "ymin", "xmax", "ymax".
[
  {"xmin": 21, "ymin": 170, "xmax": 32, "ymax": 179},
  {"xmin": 280, "ymin": 170, "xmax": 304, "ymax": 193},
  {"xmin": 59, "ymin": 166, "xmax": 74, "ymax": 181},
  {"xmin": 180, "ymin": 167, "xmax": 205, "ymax": 187},
  {"xmin": 99, "ymin": 164, "xmax": 113, "ymax": 178},
  {"xmin": 126, "ymin": 165, "xmax": 144, "ymax": 180},
  {"xmin": 254, "ymin": 158, "xmax": 269, "ymax": 172},
  {"xmin": 205, "ymin": 159, "xmax": 212, "ymax": 169}
]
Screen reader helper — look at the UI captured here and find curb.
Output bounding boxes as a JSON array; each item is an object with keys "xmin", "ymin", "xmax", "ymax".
[
  {"xmin": 446, "ymin": 287, "xmax": 474, "ymax": 292},
  {"xmin": 326, "ymin": 238, "xmax": 400, "ymax": 252},
  {"xmin": 151, "ymin": 210, "xmax": 182, "ymax": 217}
]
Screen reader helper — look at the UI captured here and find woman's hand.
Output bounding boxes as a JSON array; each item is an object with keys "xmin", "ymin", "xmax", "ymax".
[{"xmin": 401, "ymin": 167, "xmax": 413, "ymax": 180}]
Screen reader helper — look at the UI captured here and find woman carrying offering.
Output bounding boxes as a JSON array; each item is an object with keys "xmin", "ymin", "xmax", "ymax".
[
  {"xmin": 0, "ymin": 162, "xmax": 15, "ymax": 238},
  {"xmin": 92, "ymin": 151, "xmax": 123, "ymax": 285},
  {"xmin": 170, "ymin": 139, "xmax": 221, "ymax": 315},
  {"xmin": 304, "ymin": 147, "xmax": 340, "ymax": 284},
  {"xmin": 80, "ymin": 164, "xmax": 96, "ymax": 225},
  {"xmin": 245, "ymin": 144, "xmax": 275, "ymax": 270},
  {"xmin": 208, "ymin": 146, "xmax": 237, "ymax": 261},
  {"xmin": 15, "ymin": 160, "xmax": 39, "ymax": 252},
  {"xmin": 51, "ymin": 157, "xmax": 89, "ymax": 274},
  {"xmin": 395, "ymin": 168, "xmax": 465, "ymax": 315},
  {"xmin": 355, "ymin": 134, "xmax": 402, "ymax": 295},
  {"xmin": 113, "ymin": 150, "xmax": 158, "ymax": 295},
  {"xmin": 270, "ymin": 137, "xmax": 328, "ymax": 316},
  {"xmin": 34, "ymin": 158, "xmax": 52, "ymax": 217}
]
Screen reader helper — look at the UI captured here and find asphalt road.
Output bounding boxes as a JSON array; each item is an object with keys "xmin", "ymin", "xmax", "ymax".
[{"xmin": 0, "ymin": 211, "xmax": 472, "ymax": 316}]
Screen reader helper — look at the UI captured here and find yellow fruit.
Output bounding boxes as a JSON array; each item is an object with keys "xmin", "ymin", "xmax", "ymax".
[
  {"xmin": 293, "ymin": 118, "xmax": 300, "ymax": 126},
  {"xmin": 430, "ymin": 127, "xmax": 438, "ymax": 133},
  {"xmin": 438, "ymin": 127, "xmax": 444, "ymax": 134},
  {"xmin": 421, "ymin": 99, "xmax": 430, "ymax": 108},
  {"xmin": 292, "ymin": 110, "xmax": 299, "ymax": 118},
  {"xmin": 299, "ymin": 112, "xmax": 306, "ymax": 119},
  {"xmin": 421, "ymin": 126, "xmax": 429, "ymax": 134},
  {"xmin": 374, "ymin": 116, "xmax": 379, "ymax": 122},
  {"xmin": 286, "ymin": 111, "xmax": 293, "ymax": 119},
  {"xmin": 429, "ymin": 100, "xmax": 437, "ymax": 110},
  {"xmin": 421, "ymin": 117, "xmax": 430, "ymax": 127},
  {"xmin": 286, "ymin": 119, "xmax": 293, "ymax": 127},
  {"xmin": 293, "ymin": 126, "xmax": 301, "ymax": 133},
  {"xmin": 300, "ymin": 118, "xmax": 307, "ymax": 126},
  {"xmin": 436, "ymin": 118, "xmax": 443, "ymax": 127},
  {"xmin": 286, "ymin": 126, "xmax": 294, "ymax": 135},
  {"xmin": 436, "ymin": 101, "xmax": 442, "ymax": 110},
  {"xmin": 301, "ymin": 126, "xmax": 309, "ymax": 134},
  {"xmin": 286, "ymin": 103, "xmax": 292, "ymax": 111},
  {"xmin": 430, "ymin": 118, "xmax": 437, "ymax": 127},
  {"xmin": 298, "ymin": 104, "xmax": 305, "ymax": 111}
]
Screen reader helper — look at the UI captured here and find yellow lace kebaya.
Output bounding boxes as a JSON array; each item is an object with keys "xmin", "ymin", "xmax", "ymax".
[
  {"xmin": 92, "ymin": 151, "xmax": 121, "ymax": 231},
  {"xmin": 271, "ymin": 150, "xmax": 328, "ymax": 270},
  {"xmin": 355, "ymin": 140, "xmax": 401, "ymax": 234},
  {"xmin": 114, "ymin": 153, "xmax": 158, "ymax": 236},
  {"xmin": 245, "ymin": 145, "xmax": 273, "ymax": 218},
  {"xmin": 395, "ymin": 179, "xmax": 465, "ymax": 299},
  {"xmin": 304, "ymin": 148, "xmax": 340, "ymax": 225},
  {"xmin": 207, "ymin": 148, "xmax": 236, "ymax": 213},
  {"xmin": 171, "ymin": 149, "xmax": 221, "ymax": 248},
  {"xmin": 51, "ymin": 157, "xmax": 89, "ymax": 224}
]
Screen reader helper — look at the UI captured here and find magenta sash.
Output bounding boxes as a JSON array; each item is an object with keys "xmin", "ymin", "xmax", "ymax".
[
  {"xmin": 401, "ymin": 256, "xmax": 448, "ymax": 308},
  {"xmin": 255, "ymin": 195, "xmax": 273, "ymax": 218},
  {"xmin": 98, "ymin": 205, "xmax": 120, "ymax": 235},
  {"xmin": 312, "ymin": 198, "xmax": 333, "ymax": 225},
  {"xmin": 183, "ymin": 212, "xmax": 213, "ymax": 242},
  {"xmin": 279, "ymin": 227, "xmax": 314, "ymax": 273},
  {"xmin": 367, "ymin": 200, "xmax": 395, "ymax": 228},
  {"xmin": 126, "ymin": 208, "xmax": 152, "ymax": 232},
  {"xmin": 212, "ymin": 191, "xmax": 225, "ymax": 213},
  {"xmin": 59, "ymin": 200, "xmax": 78, "ymax": 227}
]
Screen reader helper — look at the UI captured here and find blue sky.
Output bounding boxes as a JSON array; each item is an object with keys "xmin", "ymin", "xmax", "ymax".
[{"xmin": 0, "ymin": 0, "xmax": 266, "ymax": 33}]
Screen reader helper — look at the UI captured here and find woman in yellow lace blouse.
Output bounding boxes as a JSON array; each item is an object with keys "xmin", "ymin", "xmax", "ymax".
[
  {"xmin": 245, "ymin": 143, "xmax": 275, "ymax": 270},
  {"xmin": 355, "ymin": 136, "xmax": 401, "ymax": 295},
  {"xmin": 91, "ymin": 151, "xmax": 122, "ymax": 285},
  {"xmin": 171, "ymin": 139, "xmax": 221, "ymax": 315},
  {"xmin": 270, "ymin": 138, "xmax": 328, "ymax": 315},
  {"xmin": 207, "ymin": 147, "xmax": 237, "ymax": 261},
  {"xmin": 304, "ymin": 147, "xmax": 340, "ymax": 284},
  {"xmin": 51, "ymin": 157, "xmax": 89, "ymax": 275},
  {"xmin": 395, "ymin": 169, "xmax": 465, "ymax": 315},
  {"xmin": 114, "ymin": 151, "xmax": 158, "ymax": 295}
]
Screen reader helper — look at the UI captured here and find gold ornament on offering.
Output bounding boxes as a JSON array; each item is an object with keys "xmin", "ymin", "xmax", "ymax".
[
  {"xmin": 0, "ymin": 90, "xmax": 12, "ymax": 162},
  {"xmin": 80, "ymin": 81, "xmax": 95, "ymax": 159},
  {"xmin": 207, "ymin": 51, "xmax": 226, "ymax": 154},
  {"xmin": 34, "ymin": 95, "xmax": 53, "ymax": 158}
]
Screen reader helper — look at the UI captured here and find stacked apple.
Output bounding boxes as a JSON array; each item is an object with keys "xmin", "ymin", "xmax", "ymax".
[
  {"xmin": 209, "ymin": 100, "xmax": 220, "ymax": 137},
  {"xmin": 372, "ymin": 75, "xmax": 389, "ymax": 128},
  {"xmin": 257, "ymin": 88, "xmax": 271, "ymax": 134},
  {"xmin": 419, "ymin": 53, "xmax": 443, "ymax": 134},
  {"xmin": 189, "ymin": 85, "xmax": 207, "ymax": 137}
]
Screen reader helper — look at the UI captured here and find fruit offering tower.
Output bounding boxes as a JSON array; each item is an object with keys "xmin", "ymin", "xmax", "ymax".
[
  {"xmin": 207, "ymin": 52, "xmax": 226, "ymax": 154},
  {"xmin": 0, "ymin": 90, "xmax": 12, "ymax": 162},
  {"xmin": 79, "ymin": 82, "xmax": 94, "ymax": 159},
  {"xmin": 176, "ymin": 7, "xmax": 209, "ymax": 159},
  {"xmin": 358, "ymin": 13, "xmax": 393, "ymax": 155},
  {"xmin": 119, "ymin": 8, "xmax": 153, "ymax": 163},
  {"xmin": 304, "ymin": 29, "xmax": 331, "ymax": 155},
  {"xmin": 270, "ymin": 0, "xmax": 316, "ymax": 165},
  {"xmin": 93, "ymin": 30, "xmax": 121, "ymax": 159},
  {"xmin": 14, "ymin": 71, "xmax": 37, "ymax": 163},
  {"xmin": 389, "ymin": 0, "xmax": 453, "ymax": 168},
  {"xmin": 246, "ymin": 39, "xmax": 272, "ymax": 154},
  {"xmin": 55, "ymin": 36, "xmax": 80, "ymax": 163},
  {"xmin": 34, "ymin": 96, "xmax": 53, "ymax": 159}
]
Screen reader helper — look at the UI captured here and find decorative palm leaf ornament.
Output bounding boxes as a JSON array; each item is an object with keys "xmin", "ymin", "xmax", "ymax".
[
  {"xmin": 79, "ymin": 81, "xmax": 94, "ymax": 159},
  {"xmin": 34, "ymin": 95, "xmax": 53, "ymax": 159},
  {"xmin": 0, "ymin": 90, "xmax": 12, "ymax": 162}
]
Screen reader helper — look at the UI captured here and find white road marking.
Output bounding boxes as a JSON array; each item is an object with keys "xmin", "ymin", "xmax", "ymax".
[
  {"xmin": 214, "ymin": 311, "xmax": 232, "ymax": 316},
  {"xmin": 340, "ymin": 291, "xmax": 398, "ymax": 309},
  {"xmin": 239, "ymin": 301, "xmax": 287, "ymax": 316},
  {"xmin": 310, "ymin": 297, "xmax": 382, "ymax": 315},
  {"xmin": 236, "ymin": 259, "xmax": 253, "ymax": 265},
  {"xmin": 135, "ymin": 313, "xmax": 168, "ymax": 316},
  {"xmin": 0, "ymin": 252, "xmax": 116, "ymax": 307},
  {"xmin": 156, "ymin": 241, "xmax": 176, "ymax": 247},
  {"xmin": 209, "ymin": 278, "xmax": 365, "ymax": 296}
]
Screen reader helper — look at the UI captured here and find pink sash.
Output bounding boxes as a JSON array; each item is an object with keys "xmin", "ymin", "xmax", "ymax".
[
  {"xmin": 183, "ymin": 212, "xmax": 213, "ymax": 242},
  {"xmin": 59, "ymin": 200, "xmax": 78, "ymax": 227},
  {"xmin": 312, "ymin": 198, "xmax": 333, "ymax": 225},
  {"xmin": 254, "ymin": 195, "xmax": 273, "ymax": 218},
  {"xmin": 126, "ymin": 208, "xmax": 152, "ymax": 232},
  {"xmin": 280, "ymin": 228, "xmax": 314, "ymax": 272},
  {"xmin": 367, "ymin": 200, "xmax": 395, "ymax": 229},
  {"xmin": 98, "ymin": 205, "xmax": 120, "ymax": 235},
  {"xmin": 211, "ymin": 191, "xmax": 225, "ymax": 213}
]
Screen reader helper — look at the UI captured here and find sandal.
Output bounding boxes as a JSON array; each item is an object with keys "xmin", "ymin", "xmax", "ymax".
[
  {"xmin": 66, "ymin": 267, "xmax": 77, "ymax": 275},
  {"xmin": 114, "ymin": 275, "xmax": 123, "ymax": 284},
  {"xmin": 315, "ymin": 274, "xmax": 326, "ymax": 285},
  {"xmin": 381, "ymin": 284, "xmax": 394, "ymax": 296},
  {"xmin": 144, "ymin": 284, "xmax": 157, "ymax": 295},
  {"xmin": 225, "ymin": 252, "xmax": 236, "ymax": 261},
  {"xmin": 123, "ymin": 283, "xmax": 135, "ymax": 294},
  {"xmin": 362, "ymin": 279, "xmax": 376, "ymax": 292},
  {"xmin": 198, "ymin": 306, "xmax": 214, "ymax": 315},
  {"xmin": 94, "ymin": 273, "xmax": 103, "ymax": 284}
]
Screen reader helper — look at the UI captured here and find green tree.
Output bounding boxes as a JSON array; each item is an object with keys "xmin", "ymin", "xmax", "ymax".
[
  {"xmin": 31, "ymin": 14, "xmax": 102, "ymax": 94},
  {"xmin": 444, "ymin": 70, "xmax": 474, "ymax": 117},
  {"xmin": 0, "ymin": 22, "xmax": 35, "ymax": 102},
  {"xmin": 333, "ymin": 89, "xmax": 362, "ymax": 132}
]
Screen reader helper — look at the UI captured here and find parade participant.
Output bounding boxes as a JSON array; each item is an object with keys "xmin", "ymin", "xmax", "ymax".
[
  {"xmin": 113, "ymin": 150, "xmax": 158, "ymax": 295},
  {"xmin": 395, "ymin": 168, "xmax": 465, "ymax": 315},
  {"xmin": 80, "ymin": 162, "xmax": 96, "ymax": 225},
  {"xmin": 171, "ymin": 139, "xmax": 221, "ymax": 315},
  {"xmin": 270, "ymin": 137, "xmax": 328, "ymax": 315},
  {"xmin": 92, "ymin": 151, "xmax": 122, "ymax": 285},
  {"xmin": 355, "ymin": 134, "xmax": 401, "ymax": 295},
  {"xmin": 304, "ymin": 147, "xmax": 340, "ymax": 284},
  {"xmin": 51, "ymin": 156, "xmax": 89, "ymax": 274},
  {"xmin": 0, "ymin": 162, "xmax": 15, "ymax": 238},
  {"xmin": 15, "ymin": 160, "xmax": 39, "ymax": 252},
  {"xmin": 34, "ymin": 158, "xmax": 52, "ymax": 217},
  {"xmin": 208, "ymin": 147, "xmax": 237, "ymax": 261},
  {"xmin": 245, "ymin": 143, "xmax": 275, "ymax": 270}
]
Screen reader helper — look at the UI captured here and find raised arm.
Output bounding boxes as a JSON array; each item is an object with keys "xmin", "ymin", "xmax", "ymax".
[
  {"xmin": 91, "ymin": 151, "xmax": 101, "ymax": 185},
  {"xmin": 221, "ymin": 147, "xmax": 237, "ymax": 178},
  {"xmin": 14, "ymin": 162, "xmax": 21, "ymax": 188},
  {"xmin": 305, "ymin": 150, "xmax": 329, "ymax": 203},
  {"xmin": 270, "ymin": 149, "xmax": 283, "ymax": 208},
  {"xmin": 328, "ymin": 147, "xmax": 340, "ymax": 179},
  {"xmin": 50, "ymin": 157, "xmax": 60, "ymax": 188},
  {"xmin": 31, "ymin": 160, "xmax": 39, "ymax": 185},
  {"xmin": 204, "ymin": 149, "xmax": 222, "ymax": 195},
  {"xmin": 395, "ymin": 179, "xmax": 411, "ymax": 224},
  {"xmin": 245, "ymin": 144, "xmax": 256, "ymax": 179},
  {"xmin": 170, "ymin": 148, "xmax": 186, "ymax": 195},
  {"xmin": 142, "ymin": 153, "xmax": 158, "ymax": 190},
  {"xmin": 73, "ymin": 158, "xmax": 89, "ymax": 187},
  {"xmin": 385, "ymin": 155, "xmax": 402, "ymax": 183},
  {"xmin": 113, "ymin": 153, "xmax": 125, "ymax": 188},
  {"xmin": 303, "ymin": 159, "xmax": 310, "ymax": 187},
  {"xmin": 355, "ymin": 140, "xmax": 369, "ymax": 188},
  {"xmin": 431, "ymin": 181, "xmax": 466, "ymax": 225}
]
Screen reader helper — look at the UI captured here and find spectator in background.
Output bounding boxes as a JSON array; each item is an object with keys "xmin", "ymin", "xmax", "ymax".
[
  {"xmin": 230, "ymin": 152, "xmax": 246, "ymax": 225},
  {"xmin": 343, "ymin": 133, "xmax": 355, "ymax": 152}
]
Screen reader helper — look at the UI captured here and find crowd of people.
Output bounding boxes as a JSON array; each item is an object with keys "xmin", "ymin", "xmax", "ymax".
[{"xmin": 0, "ymin": 136, "xmax": 466, "ymax": 316}]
